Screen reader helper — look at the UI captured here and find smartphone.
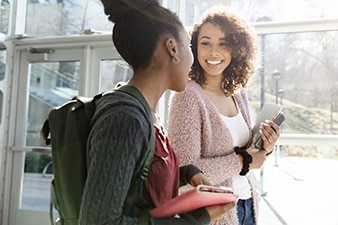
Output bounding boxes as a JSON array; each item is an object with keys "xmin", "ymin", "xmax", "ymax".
[
  {"xmin": 254, "ymin": 112, "xmax": 285, "ymax": 149},
  {"xmin": 198, "ymin": 185, "xmax": 234, "ymax": 194}
]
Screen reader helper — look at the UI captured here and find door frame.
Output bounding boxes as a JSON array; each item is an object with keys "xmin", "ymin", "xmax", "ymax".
[{"xmin": 3, "ymin": 34, "xmax": 120, "ymax": 225}]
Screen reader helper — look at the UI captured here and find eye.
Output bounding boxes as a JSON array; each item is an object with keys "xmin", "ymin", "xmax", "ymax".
[
  {"xmin": 220, "ymin": 42, "xmax": 228, "ymax": 47},
  {"xmin": 200, "ymin": 41, "xmax": 210, "ymax": 46}
]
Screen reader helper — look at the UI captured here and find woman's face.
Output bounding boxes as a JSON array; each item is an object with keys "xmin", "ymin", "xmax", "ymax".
[
  {"xmin": 171, "ymin": 29, "xmax": 194, "ymax": 92},
  {"xmin": 197, "ymin": 23, "xmax": 232, "ymax": 79}
]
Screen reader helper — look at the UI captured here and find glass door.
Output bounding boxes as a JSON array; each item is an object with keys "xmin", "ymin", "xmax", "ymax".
[
  {"xmin": 8, "ymin": 48, "xmax": 85, "ymax": 225},
  {"xmin": 6, "ymin": 37, "xmax": 134, "ymax": 225}
]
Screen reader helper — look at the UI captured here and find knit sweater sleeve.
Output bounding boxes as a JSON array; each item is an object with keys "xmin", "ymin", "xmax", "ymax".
[
  {"xmin": 79, "ymin": 94, "xmax": 150, "ymax": 225},
  {"xmin": 168, "ymin": 83, "xmax": 242, "ymax": 186},
  {"xmin": 79, "ymin": 92, "xmax": 211, "ymax": 225}
]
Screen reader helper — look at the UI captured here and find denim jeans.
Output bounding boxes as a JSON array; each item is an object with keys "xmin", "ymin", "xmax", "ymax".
[{"xmin": 237, "ymin": 198, "xmax": 255, "ymax": 225}]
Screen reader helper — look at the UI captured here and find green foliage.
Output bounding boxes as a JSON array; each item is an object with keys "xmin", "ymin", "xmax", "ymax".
[
  {"xmin": 249, "ymin": 91, "xmax": 338, "ymax": 135},
  {"xmin": 249, "ymin": 90, "xmax": 338, "ymax": 159},
  {"xmin": 25, "ymin": 152, "xmax": 52, "ymax": 173}
]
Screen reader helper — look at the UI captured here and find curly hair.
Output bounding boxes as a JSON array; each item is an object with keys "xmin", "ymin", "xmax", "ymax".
[{"xmin": 189, "ymin": 6, "xmax": 259, "ymax": 96}]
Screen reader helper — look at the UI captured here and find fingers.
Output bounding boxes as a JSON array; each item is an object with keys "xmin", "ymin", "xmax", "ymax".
[
  {"xmin": 259, "ymin": 120, "xmax": 281, "ymax": 153},
  {"xmin": 190, "ymin": 173, "xmax": 212, "ymax": 186},
  {"xmin": 259, "ymin": 120, "xmax": 280, "ymax": 142},
  {"xmin": 267, "ymin": 120, "xmax": 280, "ymax": 135}
]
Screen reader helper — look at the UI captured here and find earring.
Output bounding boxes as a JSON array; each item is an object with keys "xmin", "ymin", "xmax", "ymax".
[{"xmin": 172, "ymin": 56, "xmax": 180, "ymax": 64}]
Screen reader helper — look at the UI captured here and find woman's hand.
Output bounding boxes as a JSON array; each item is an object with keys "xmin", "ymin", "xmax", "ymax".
[
  {"xmin": 205, "ymin": 202, "xmax": 236, "ymax": 222},
  {"xmin": 190, "ymin": 172, "xmax": 212, "ymax": 186},
  {"xmin": 259, "ymin": 120, "xmax": 280, "ymax": 154},
  {"xmin": 190, "ymin": 173, "xmax": 234, "ymax": 222}
]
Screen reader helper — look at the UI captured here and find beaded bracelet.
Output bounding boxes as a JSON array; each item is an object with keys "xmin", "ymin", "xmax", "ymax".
[{"xmin": 234, "ymin": 146, "xmax": 253, "ymax": 176}]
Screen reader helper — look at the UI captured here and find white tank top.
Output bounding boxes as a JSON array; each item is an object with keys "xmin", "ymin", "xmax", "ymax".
[{"xmin": 220, "ymin": 107, "xmax": 252, "ymax": 200}]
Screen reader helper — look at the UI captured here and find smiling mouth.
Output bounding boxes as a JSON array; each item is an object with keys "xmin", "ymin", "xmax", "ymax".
[{"xmin": 206, "ymin": 60, "xmax": 222, "ymax": 65}]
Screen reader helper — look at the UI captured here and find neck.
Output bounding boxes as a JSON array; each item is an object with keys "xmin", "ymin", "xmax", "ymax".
[
  {"xmin": 202, "ymin": 74, "xmax": 223, "ymax": 90},
  {"xmin": 127, "ymin": 74, "xmax": 165, "ymax": 113},
  {"xmin": 201, "ymin": 82, "xmax": 224, "ymax": 95}
]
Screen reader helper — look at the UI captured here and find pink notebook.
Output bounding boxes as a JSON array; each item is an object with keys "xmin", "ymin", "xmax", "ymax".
[{"xmin": 149, "ymin": 185, "xmax": 238, "ymax": 219}]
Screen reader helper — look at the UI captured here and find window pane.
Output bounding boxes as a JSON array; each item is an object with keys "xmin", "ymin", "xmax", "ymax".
[
  {"xmin": 0, "ymin": 91, "xmax": 2, "ymax": 125},
  {"xmin": 27, "ymin": 61, "xmax": 80, "ymax": 146},
  {"xmin": 23, "ymin": 61, "xmax": 80, "ymax": 212},
  {"xmin": 100, "ymin": 60, "xmax": 133, "ymax": 91},
  {"xmin": 231, "ymin": 0, "xmax": 338, "ymax": 22},
  {"xmin": 0, "ymin": 0, "xmax": 10, "ymax": 34},
  {"xmin": 248, "ymin": 31, "xmax": 338, "ymax": 135},
  {"xmin": 0, "ymin": 44, "xmax": 6, "ymax": 125},
  {"xmin": 26, "ymin": 0, "xmax": 111, "ymax": 36},
  {"xmin": 0, "ymin": 43, "xmax": 5, "ymax": 81},
  {"xmin": 176, "ymin": 0, "xmax": 338, "ymax": 27},
  {"xmin": 24, "ymin": 0, "xmax": 338, "ymax": 36},
  {"xmin": 22, "ymin": 152, "xmax": 52, "ymax": 211}
]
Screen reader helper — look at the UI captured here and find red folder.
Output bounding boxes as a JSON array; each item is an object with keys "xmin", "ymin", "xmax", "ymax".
[{"xmin": 149, "ymin": 185, "xmax": 238, "ymax": 219}]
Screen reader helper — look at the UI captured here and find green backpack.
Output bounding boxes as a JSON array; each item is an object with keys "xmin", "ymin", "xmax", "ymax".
[{"xmin": 40, "ymin": 85, "xmax": 155, "ymax": 225}]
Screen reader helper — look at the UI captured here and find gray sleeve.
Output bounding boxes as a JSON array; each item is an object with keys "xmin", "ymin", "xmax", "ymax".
[{"xmin": 79, "ymin": 106, "xmax": 148, "ymax": 225}]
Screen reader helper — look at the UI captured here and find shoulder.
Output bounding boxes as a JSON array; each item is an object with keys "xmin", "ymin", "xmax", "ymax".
[
  {"xmin": 99, "ymin": 90, "xmax": 147, "ymax": 115},
  {"xmin": 92, "ymin": 90, "xmax": 150, "ymax": 131},
  {"xmin": 185, "ymin": 80, "xmax": 204, "ymax": 95},
  {"xmin": 234, "ymin": 89, "xmax": 249, "ymax": 105},
  {"xmin": 171, "ymin": 80, "xmax": 205, "ymax": 104}
]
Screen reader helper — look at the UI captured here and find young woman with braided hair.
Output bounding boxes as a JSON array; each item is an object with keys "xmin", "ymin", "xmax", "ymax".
[{"xmin": 79, "ymin": 1, "xmax": 235, "ymax": 224}]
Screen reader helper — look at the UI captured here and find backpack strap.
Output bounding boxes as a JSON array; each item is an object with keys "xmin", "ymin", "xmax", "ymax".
[
  {"xmin": 39, "ymin": 94, "xmax": 103, "ymax": 146},
  {"xmin": 116, "ymin": 85, "xmax": 155, "ymax": 172},
  {"xmin": 116, "ymin": 85, "xmax": 155, "ymax": 218},
  {"xmin": 74, "ymin": 94, "xmax": 104, "ymax": 120}
]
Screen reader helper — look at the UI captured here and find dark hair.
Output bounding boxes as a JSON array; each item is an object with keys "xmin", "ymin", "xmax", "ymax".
[
  {"xmin": 189, "ymin": 6, "xmax": 258, "ymax": 96},
  {"xmin": 100, "ymin": 0, "xmax": 184, "ymax": 71}
]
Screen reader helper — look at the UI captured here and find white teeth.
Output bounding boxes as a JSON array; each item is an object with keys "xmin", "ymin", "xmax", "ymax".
[{"xmin": 207, "ymin": 60, "xmax": 221, "ymax": 65}]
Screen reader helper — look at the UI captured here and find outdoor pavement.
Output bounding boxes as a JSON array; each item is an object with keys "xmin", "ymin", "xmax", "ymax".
[
  {"xmin": 255, "ymin": 156, "xmax": 338, "ymax": 225},
  {"xmin": 22, "ymin": 156, "xmax": 338, "ymax": 224}
]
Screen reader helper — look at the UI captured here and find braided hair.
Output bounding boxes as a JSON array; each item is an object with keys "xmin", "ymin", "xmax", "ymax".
[{"xmin": 100, "ymin": 0, "xmax": 184, "ymax": 71}]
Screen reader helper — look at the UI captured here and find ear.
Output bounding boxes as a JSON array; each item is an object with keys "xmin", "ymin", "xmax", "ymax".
[{"xmin": 165, "ymin": 38, "xmax": 177, "ymax": 58}]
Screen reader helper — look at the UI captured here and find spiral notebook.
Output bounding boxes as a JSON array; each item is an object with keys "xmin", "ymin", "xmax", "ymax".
[{"xmin": 149, "ymin": 185, "xmax": 238, "ymax": 219}]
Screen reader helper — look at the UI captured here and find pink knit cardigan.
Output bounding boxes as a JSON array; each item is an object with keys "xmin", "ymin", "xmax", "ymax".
[{"xmin": 168, "ymin": 80, "xmax": 259, "ymax": 225}]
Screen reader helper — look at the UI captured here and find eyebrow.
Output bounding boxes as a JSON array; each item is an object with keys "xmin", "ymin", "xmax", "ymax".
[
  {"xmin": 199, "ymin": 36, "xmax": 227, "ymax": 41},
  {"xmin": 199, "ymin": 35, "xmax": 211, "ymax": 40}
]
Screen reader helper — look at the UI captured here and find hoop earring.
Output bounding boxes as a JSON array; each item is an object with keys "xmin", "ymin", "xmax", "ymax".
[{"xmin": 172, "ymin": 56, "xmax": 180, "ymax": 64}]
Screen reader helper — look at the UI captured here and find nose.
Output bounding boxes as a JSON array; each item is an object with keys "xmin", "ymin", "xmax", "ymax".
[{"xmin": 209, "ymin": 46, "xmax": 220, "ymax": 56}]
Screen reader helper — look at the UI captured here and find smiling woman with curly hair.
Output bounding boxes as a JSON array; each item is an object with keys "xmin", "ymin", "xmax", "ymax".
[
  {"xmin": 189, "ymin": 6, "xmax": 258, "ymax": 96},
  {"xmin": 168, "ymin": 5, "xmax": 281, "ymax": 225}
]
